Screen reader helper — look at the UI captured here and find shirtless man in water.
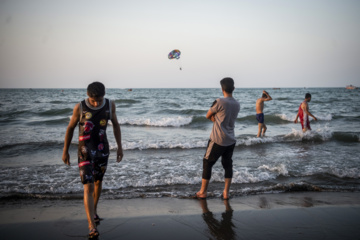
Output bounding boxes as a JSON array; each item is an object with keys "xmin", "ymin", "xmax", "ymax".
[
  {"xmin": 256, "ymin": 90, "xmax": 272, "ymax": 137},
  {"xmin": 294, "ymin": 93, "xmax": 317, "ymax": 132}
]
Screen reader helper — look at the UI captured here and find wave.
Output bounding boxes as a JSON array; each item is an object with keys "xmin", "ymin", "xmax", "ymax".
[
  {"xmin": 2, "ymin": 129, "xmax": 357, "ymax": 152},
  {"xmin": 115, "ymin": 140, "xmax": 207, "ymax": 150},
  {"xmin": 114, "ymin": 99, "xmax": 142, "ymax": 104},
  {"xmin": 332, "ymin": 132, "xmax": 360, "ymax": 142},
  {"xmin": 50, "ymin": 100, "xmax": 66, "ymax": 104},
  {"xmin": 27, "ymin": 117, "xmax": 70, "ymax": 125},
  {"xmin": 155, "ymin": 109, "xmax": 207, "ymax": 115},
  {"xmin": 235, "ymin": 128, "xmax": 359, "ymax": 147},
  {"xmin": 38, "ymin": 108, "xmax": 73, "ymax": 116},
  {"xmin": 119, "ymin": 116, "xmax": 193, "ymax": 127},
  {"xmin": 237, "ymin": 115, "xmax": 289, "ymax": 124},
  {"xmin": 333, "ymin": 115, "xmax": 360, "ymax": 120},
  {"xmin": 258, "ymin": 164, "xmax": 289, "ymax": 176},
  {"xmin": 1, "ymin": 179, "xmax": 359, "ymax": 201},
  {"xmin": 0, "ymin": 109, "xmax": 28, "ymax": 118},
  {"xmin": 0, "ymin": 141, "xmax": 63, "ymax": 152},
  {"xmin": 0, "ymin": 183, "xmax": 352, "ymax": 200},
  {"xmin": 278, "ymin": 113, "xmax": 332, "ymax": 122},
  {"xmin": 283, "ymin": 128, "xmax": 360, "ymax": 143},
  {"xmin": 276, "ymin": 97, "xmax": 291, "ymax": 101},
  {"xmin": 330, "ymin": 167, "xmax": 360, "ymax": 178},
  {"xmin": 237, "ymin": 113, "xmax": 332, "ymax": 124}
]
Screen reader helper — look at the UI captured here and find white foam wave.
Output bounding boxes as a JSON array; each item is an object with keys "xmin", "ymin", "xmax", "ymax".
[
  {"xmin": 237, "ymin": 136, "xmax": 278, "ymax": 146},
  {"xmin": 258, "ymin": 164, "xmax": 289, "ymax": 176},
  {"xmin": 330, "ymin": 167, "xmax": 360, "ymax": 179},
  {"xmin": 212, "ymin": 168, "xmax": 277, "ymax": 184},
  {"xmin": 110, "ymin": 140, "xmax": 207, "ymax": 150},
  {"xmin": 285, "ymin": 125, "xmax": 333, "ymax": 141},
  {"xmin": 316, "ymin": 113, "xmax": 332, "ymax": 121},
  {"xmin": 119, "ymin": 116, "xmax": 193, "ymax": 127},
  {"xmin": 277, "ymin": 113, "xmax": 296, "ymax": 122},
  {"xmin": 276, "ymin": 113, "xmax": 332, "ymax": 122}
]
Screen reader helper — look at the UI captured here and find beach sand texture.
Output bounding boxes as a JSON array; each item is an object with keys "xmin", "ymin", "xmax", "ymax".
[{"xmin": 1, "ymin": 192, "xmax": 360, "ymax": 240}]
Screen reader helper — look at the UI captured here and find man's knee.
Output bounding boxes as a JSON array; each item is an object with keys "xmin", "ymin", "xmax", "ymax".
[
  {"xmin": 222, "ymin": 161, "xmax": 233, "ymax": 178},
  {"xmin": 83, "ymin": 183, "xmax": 94, "ymax": 195}
]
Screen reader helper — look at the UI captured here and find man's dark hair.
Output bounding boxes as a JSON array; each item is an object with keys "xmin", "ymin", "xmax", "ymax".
[
  {"xmin": 220, "ymin": 77, "xmax": 235, "ymax": 94},
  {"xmin": 305, "ymin": 93, "xmax": 311, "ymax": 99},
  {"xmin": 87, "ymin": 82, "xmax": 105, "ymax": 98},
  {"xmin": 262, "ymin": 93, "xmax": 267, "ymax": 98}
]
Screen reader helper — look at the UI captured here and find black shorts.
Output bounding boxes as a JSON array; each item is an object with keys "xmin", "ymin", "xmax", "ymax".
[
  {"xmin": 256, "ymin": 113, "xmax": 264, "ymax": 124},
  {"xmin": 202, "ymin": 140, "xmax": 235, "ymax": 180},
  {"xmin": 78, "ymin": 157, "xmax": 108, "ymax": 184}
]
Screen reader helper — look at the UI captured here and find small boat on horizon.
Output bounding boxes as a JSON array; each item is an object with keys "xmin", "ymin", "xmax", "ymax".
[{"xmin": 346, "ymin": 85, "xmax": 357, "ymax": 89}]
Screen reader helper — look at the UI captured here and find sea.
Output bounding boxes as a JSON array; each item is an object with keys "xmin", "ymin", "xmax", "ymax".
[{"xmin": 0, "ymin": 88, "xmax": 359, "ymax": 200}]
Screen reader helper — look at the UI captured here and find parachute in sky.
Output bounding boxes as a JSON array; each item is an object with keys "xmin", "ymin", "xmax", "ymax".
[
  {"xmin": 168, "ymin": 49, "xmax": 182, "ymax": 70},
  {"xmin": 168, "ymin": 49, "xmax": 181, "ymax": 59}
]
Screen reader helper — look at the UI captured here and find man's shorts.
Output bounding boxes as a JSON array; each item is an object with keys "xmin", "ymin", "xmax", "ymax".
[
  {"xmin": 202, "ymin": 140, "xmax": 235, "ymax": 179},
  {"xmin": 256, "ymin": 113, "xmax": 264, "ymax": 124},
  {"xmin": 78, "ymin": 157, "xmax": 108, "ymax": 184}
]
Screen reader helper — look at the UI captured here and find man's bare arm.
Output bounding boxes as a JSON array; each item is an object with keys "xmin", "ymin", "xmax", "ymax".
[
  {"xmin": 62, "ymin": 103, "xmax": 80, "ymax": 166},
  {"xmin": 263, "ymin": 91, "xmax": 272, "ymax": 101},
  {"xmin": 206, "ymin": 109, "xmax": 216, "ymax": 122},
  {"xmin": 110, "ymin": 101, "xmax": 123, "ymax": 163},
  {"xmin": 303, "ymin": 103, "xmax": 317, "ymax": 121},
  {"xmin": 294, "ymin": 111, "xmax": 300, "ymax": 123}
]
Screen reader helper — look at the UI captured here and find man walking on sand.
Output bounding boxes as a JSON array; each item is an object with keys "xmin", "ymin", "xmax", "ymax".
[
  {"xmin": 195, "ymin": 78, "xmax": 240, "ymax": 200},
  {"xmin": 294, "ymin": 93, "xmax": 317, "ymax": 132},
  {"xmin": 256, "ymin": 90, "xmax": 272, "ymax": 137},
  {"xmin": 62, "ymin": 82, "xmax": 123, "ymax": 238}
]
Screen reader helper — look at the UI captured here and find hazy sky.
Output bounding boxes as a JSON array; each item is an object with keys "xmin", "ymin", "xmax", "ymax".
[{"xmin": 1, "ymin": 0, "xmax": 360, "ymax": 88}]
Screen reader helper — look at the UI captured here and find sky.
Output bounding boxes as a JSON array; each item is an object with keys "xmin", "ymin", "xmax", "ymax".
[{"xmin": 0, "ymin": 0, "xmax": 360, "ymax": 88}]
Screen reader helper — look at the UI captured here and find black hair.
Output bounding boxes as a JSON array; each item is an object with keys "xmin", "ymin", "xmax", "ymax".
[
  {"xmin": 305, "ymin": 93, "xmax": 311, "ymax": 99},
  {"xmin": 87, "ymin": 82, "xmax": 105, "ymax": 98},
  {"xmin": 262, "ymin": 93, "xmax": 267, "ymax": 98},
  {"xmin": 220, "ymin": 77, "xmax": 235, "ymax": 94}
]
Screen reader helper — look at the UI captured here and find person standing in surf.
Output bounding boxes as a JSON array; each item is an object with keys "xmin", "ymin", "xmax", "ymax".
[
  {"xmin": 294, "ymin": 93, "xmax": 317, "ymax": 132},
  {"xmin": 62, "ymin": 82, "xmax": 123, "ymax": 238},
  {"xmin": 255, "ymin": 90, "xmax": 272, "ymax": 137},
  {"xmin": 195, "ymin": 78, "xmax": 240, "ymax": 200}
]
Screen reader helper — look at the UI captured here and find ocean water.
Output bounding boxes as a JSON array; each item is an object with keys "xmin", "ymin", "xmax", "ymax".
[{"xmin": 0, "ymin": 88, "xmax": 359, "ymax": 200}]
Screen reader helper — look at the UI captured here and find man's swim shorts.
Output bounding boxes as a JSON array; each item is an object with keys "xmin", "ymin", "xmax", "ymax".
[{"xmin": 256, "ymin": 113, "xmax": 264, "ymax": 124}]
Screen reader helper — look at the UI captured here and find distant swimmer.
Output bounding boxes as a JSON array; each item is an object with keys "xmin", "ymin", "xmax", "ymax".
[
  {"xmin": 294, "ymin": 93, "xmax": 317, "ymax": 132},
  {"xmin": 255, "ymin": 90, "xmax": 272, "ymax": 137}
]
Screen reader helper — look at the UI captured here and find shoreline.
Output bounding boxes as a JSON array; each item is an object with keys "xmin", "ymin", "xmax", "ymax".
[{"xmin": 1, "ymin": 192, "xmax": 360, "ymax": 239}]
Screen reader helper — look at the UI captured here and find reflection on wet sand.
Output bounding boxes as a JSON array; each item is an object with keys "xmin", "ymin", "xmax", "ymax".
[
  {"xmin": 259, "ymin": 196, "xmax": 270, "ymax": 209},
  {"xmin": 198, "ymin": 199, "xmax": 236, "ymax": 240},
  {"xmin": 302, "ymin": 197, "xmax": 314, "ymax": 207}
]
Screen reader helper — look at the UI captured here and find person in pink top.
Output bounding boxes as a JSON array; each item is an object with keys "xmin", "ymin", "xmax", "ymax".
[{"xmin": 294, "ymin": 93, "xmax": 317, "ymax": 132}]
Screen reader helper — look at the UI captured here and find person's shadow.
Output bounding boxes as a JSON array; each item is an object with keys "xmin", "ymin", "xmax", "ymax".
[{"xmin": 198, "ymin": 199, "xmax": 236, "ymax": 240}]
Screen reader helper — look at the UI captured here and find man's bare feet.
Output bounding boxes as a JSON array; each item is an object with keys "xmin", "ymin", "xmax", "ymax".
[
  {"xmin": 195, "ymin": 191, "xmax": 207, "ymax": 199},
  {"xmin": 221, "ymin": 191, "xmax": 229, "ymax": 200}
]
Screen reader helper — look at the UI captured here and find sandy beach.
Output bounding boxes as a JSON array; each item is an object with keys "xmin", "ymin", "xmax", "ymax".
[{"xmin": 1, "ymin": 192, "xmax": 360, "ymax": 240}]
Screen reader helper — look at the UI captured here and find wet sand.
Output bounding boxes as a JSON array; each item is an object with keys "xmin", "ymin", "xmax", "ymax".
[{"xmin": 1, "ymin": 192, "xmax": 360, "ymax": 240}]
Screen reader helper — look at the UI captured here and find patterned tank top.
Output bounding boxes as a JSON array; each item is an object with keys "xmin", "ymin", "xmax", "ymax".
[{"xmin": 78, "ymin": 98, "xmax": 111, "ymax": 162}]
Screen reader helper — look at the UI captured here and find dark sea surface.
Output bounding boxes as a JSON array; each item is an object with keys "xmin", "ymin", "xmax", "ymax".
[{"xmin": 0, "ymin": 88, "xmax": 359, "ymax": 200}]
